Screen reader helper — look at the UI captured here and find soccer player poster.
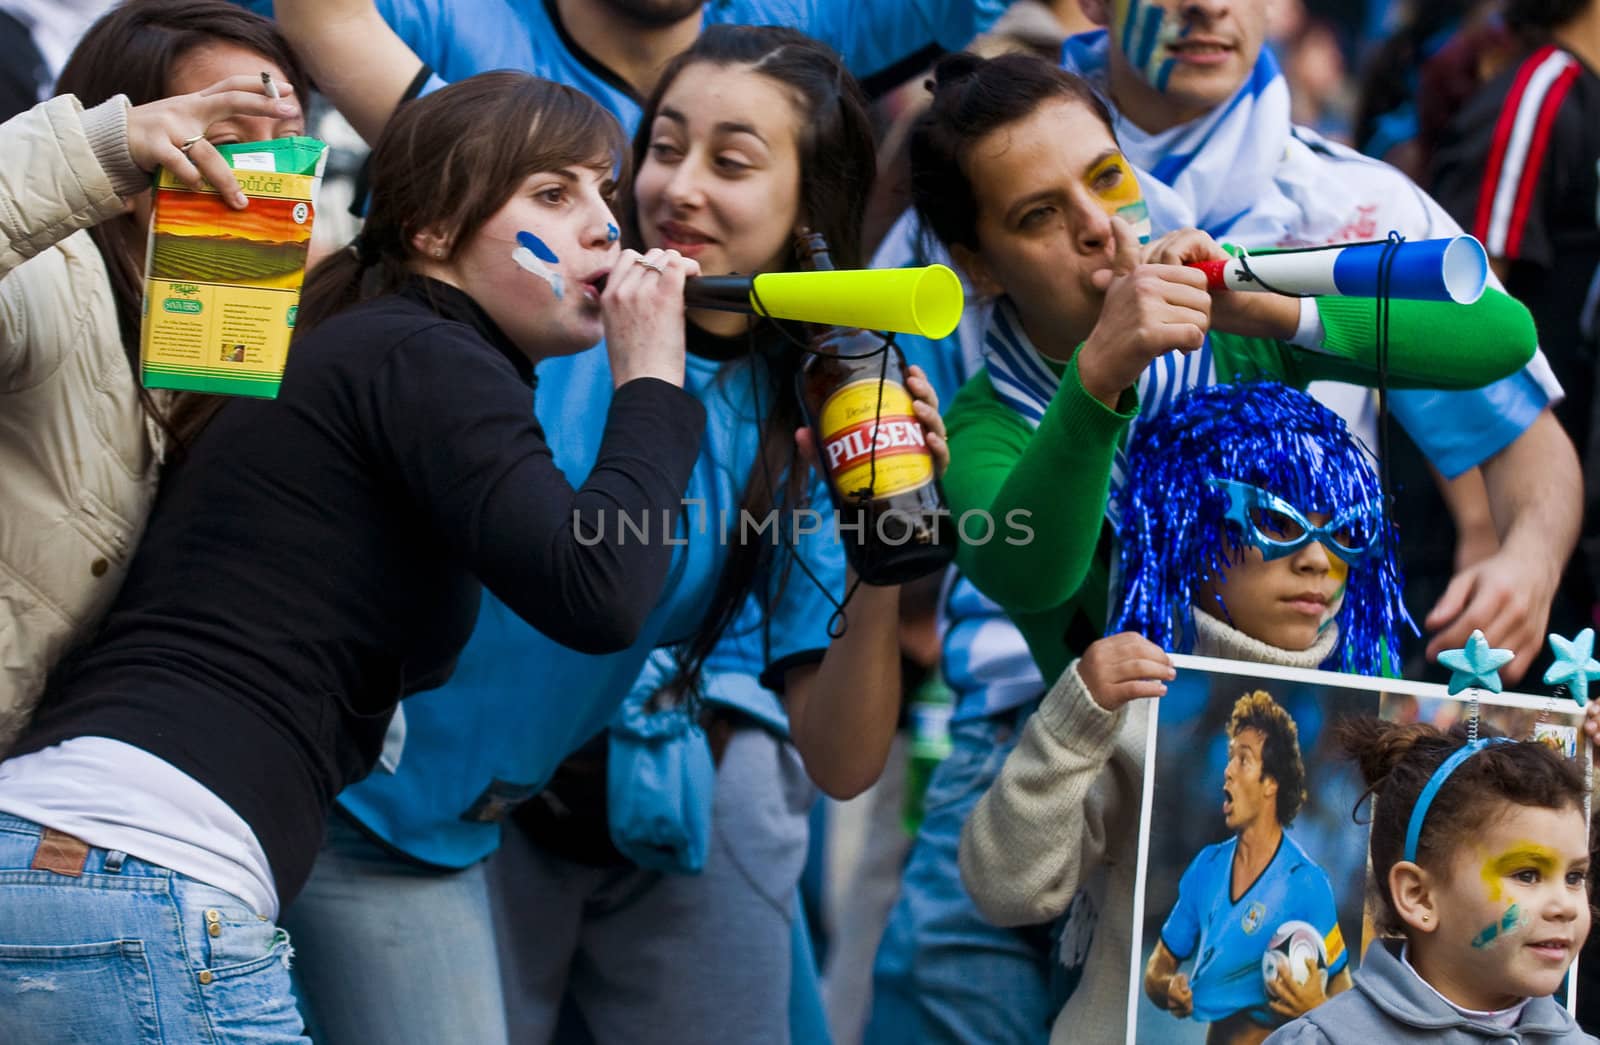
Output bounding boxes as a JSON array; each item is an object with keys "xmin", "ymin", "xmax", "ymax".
[{"xmin": 1125, "ymin": 654, "xmax": 1587, "ymax": 1045}]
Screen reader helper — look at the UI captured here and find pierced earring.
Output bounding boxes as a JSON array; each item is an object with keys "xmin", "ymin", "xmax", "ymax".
[
  {"xmin": 433, "ymin": 248, "xmax": 445, "ymax": 259},
  {"xmin": 1421, "ymin": 914, "xmax": 1430, "ymax": 923}
]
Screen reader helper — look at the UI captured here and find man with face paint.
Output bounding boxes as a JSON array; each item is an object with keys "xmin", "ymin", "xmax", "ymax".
[{"xmin": 1144, "ymin": 692, "xmax": 1350, "ymax": 1045}]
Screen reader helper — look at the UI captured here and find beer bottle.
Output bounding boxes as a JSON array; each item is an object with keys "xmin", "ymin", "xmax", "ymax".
[{"xmin": 793, "ymin": 232, "xmax": 956, "ymax": 585}]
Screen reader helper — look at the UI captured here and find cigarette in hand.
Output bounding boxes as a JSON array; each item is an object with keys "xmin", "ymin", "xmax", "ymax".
[{"xmin": 261, "ymin": 71, "xmax": 280, "ymax": 100}]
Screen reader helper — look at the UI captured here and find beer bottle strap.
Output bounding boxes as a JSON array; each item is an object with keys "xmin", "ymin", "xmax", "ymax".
[{"xmin": 746, "ymin": 279, "xmax": 896, "ymax": 637}]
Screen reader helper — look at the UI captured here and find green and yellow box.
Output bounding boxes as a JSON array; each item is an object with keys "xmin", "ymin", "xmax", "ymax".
[{"xmin": 140, "ymin": 136, "xmax": 328, "ymax": 398}]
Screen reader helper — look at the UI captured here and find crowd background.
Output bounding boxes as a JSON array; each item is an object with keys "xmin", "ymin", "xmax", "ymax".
[{"xmin": 0, "ymin": 0, "xmax": 1595, "ymax": 1042}]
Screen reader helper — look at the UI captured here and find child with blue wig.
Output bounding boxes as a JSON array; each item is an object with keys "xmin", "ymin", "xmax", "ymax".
[
  {"xmin": 958, "ymin": 380, "xmax": 1415, "ymax": 1043},
  {"xmin": 1113, "ymin": 379, "xmax": 1412, "ymax": 677}
]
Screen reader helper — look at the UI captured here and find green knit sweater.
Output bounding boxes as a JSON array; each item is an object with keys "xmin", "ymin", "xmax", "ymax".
[{"xmin": 943, "ymin": 290, "xmax": 1538, "ymax": 683}]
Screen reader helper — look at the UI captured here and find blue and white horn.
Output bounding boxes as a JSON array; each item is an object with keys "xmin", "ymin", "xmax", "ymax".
[{"xmin": 1189, "ymin": 235, "xmax": 1488, "ymax": 304}]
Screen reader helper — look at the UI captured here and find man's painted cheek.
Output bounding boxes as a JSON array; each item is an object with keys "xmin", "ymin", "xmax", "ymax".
[
  {"xmin": 1087, "ymin": 154, "xmax": 1153, "ymax": 244},
  {"xmin": 1113, "ymin": 0, "xmax": 1188, "ymax": 92}
]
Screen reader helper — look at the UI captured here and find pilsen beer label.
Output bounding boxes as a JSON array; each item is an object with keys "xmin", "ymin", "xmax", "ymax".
[{"xmin": 818, "ymin": 378, "xmax": 934, "ymax": 499}]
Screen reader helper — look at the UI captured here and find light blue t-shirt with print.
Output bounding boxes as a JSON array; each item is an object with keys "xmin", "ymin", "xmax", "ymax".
[{"xmin": 1159, "ymin": 831, "xmax": 1348, "ymax": 1026}]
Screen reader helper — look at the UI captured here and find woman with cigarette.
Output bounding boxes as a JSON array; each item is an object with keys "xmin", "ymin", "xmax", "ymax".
[
  {"xmin": 280, "ymin": 26, "xmax": 943, "ymax": 1045},
  {"xmin": 0, "ymin": 0, "xmax": 306, "ymax": 753},
  {"xmin": 0, "ymin": 56, "xmax": 715, "ymax": 1045}
]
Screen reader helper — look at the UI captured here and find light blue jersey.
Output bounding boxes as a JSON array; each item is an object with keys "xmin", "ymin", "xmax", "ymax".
[
  {"xmin": 1159, "ymin": 831, "xmax": 1348, "ymax": 1026},
  {"xmin": 242, "ymin": 0, "xmax": 1009, "ymax": 131}
]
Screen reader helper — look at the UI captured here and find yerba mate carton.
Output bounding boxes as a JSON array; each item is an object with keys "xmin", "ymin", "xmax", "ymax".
[{"xmin": 140, "ymin": 136, "xmax": 328, "ymax": 398}]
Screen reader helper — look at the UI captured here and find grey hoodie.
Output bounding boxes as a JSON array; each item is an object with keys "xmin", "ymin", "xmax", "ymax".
[{"xmin": 1265, "ymin": 939, "xmax": 1595, "ymax": 1044}]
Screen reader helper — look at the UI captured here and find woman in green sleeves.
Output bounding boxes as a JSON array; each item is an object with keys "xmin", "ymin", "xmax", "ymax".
[{"xmin": 909, "ymin": 51, "xmax": 1536, "ymax": 681}]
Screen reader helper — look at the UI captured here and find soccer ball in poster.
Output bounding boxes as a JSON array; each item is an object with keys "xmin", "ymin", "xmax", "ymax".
[{"xmin": 1261, "ymin": 920, "xmax": 1329, "ymax": 991}]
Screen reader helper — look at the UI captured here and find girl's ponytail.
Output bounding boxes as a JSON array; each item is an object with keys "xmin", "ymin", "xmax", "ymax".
[{"xmin": 1337, "ymin": 716, "xmax": 1448, "ymax": 791}]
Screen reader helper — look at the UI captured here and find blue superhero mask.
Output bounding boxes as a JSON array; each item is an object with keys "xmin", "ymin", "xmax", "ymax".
[{"xmin": 1207, "ymin": 479, "xmax": 1382, "ymax": 565}]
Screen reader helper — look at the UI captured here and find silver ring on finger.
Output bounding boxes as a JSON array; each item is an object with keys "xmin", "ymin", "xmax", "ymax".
[
  {"xmin": 179, "ymin": 133, "xmax": 206, "ymax": 153},
  {"xmin": 637, "ymin": 260, "xmax": 665, "ymax": 274}
]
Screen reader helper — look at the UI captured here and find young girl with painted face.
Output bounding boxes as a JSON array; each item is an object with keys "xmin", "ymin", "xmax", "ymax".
[
  {"xmin": 1264, "ymin": 718, "xmax": 1593, "ymax": 1043},
  {"xmin": 278, "ymin": 27, "xmax": 944, "ymax": 1045},
  {"xmin": 0, "ymin": 72, "xmax": 707, "ymax": 1043},
  {"xmin": 959, "ymin": 380, "xmax": 1400, "ymax": 1044}
]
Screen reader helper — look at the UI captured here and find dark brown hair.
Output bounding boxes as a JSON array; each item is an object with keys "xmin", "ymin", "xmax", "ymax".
[
  {"xmin": 626, "ymin": 26, "xmax": 878, "ymax": 700},
  {"xmin": 1229, "ymin": 690, "xmax": 1309, "ymax": 826},
  {"xmin": 1337, "ymin": 717, "xmax": 1589, "ymax": 935},
  {"xmin": 297, "ymin": 71, "xmax": 626, "ymax": 331},
  {"xmin": 910, "ymin": 50, "xmax": 1116, "ymax": 254},
  {"xmin": 627, "ymin": 24, "xmax": 877, "ymax": 270},
  {"xmin": 1506, "ymin": 0, "xmax": 1592, "ymax": 35},
  {"xmin": 54, "ymin": 0, "xmax": 308, "ymax": 448}
]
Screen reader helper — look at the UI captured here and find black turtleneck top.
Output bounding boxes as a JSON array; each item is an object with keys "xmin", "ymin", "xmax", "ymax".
[{"xmin": 15, "ymin": 278, "xmax": 706, "ymax": 904}]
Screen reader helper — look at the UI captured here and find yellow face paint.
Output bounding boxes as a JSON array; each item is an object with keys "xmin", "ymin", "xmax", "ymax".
[
  {"xmin": 1086, "ymin": 153, "xmax": 1151, "ymax": 243},
  {"xmin": 1481, "ymin": 843, "xmax": 1562, "ymax": 903},
  {"xmin": 1325, "ymin": 555, "xmax": 1348, "ymax": 586}
]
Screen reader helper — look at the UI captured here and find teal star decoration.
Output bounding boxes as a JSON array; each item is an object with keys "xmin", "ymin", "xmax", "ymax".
[
  {"xmin": 1438, "ymin": 629, "xmax": 1515, "ymax": 695},
  {"xmin": 1543, "ymin": 629, "xmax": 1600, "ymax": 706}
]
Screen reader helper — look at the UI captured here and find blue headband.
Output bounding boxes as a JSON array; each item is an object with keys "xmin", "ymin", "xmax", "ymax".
[{"xmin": 1402, "ymin": 737, "xmax": 1513, "ymax": 863}]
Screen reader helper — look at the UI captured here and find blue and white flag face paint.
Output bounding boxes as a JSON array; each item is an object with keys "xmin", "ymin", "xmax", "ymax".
[
  {"xmin": 1061, "ymin": 31, "xmax": 1316, "ymax": 245},
  {"xmin": 1112, "ymin": 0, "xmax": 1188, "ymax": 93},
  {"xmin": 513, "ymin": 230, "xmax": 565, "ymax": 300}
]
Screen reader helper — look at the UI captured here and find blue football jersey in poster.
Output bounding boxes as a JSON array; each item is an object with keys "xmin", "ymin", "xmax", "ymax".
[{"xmin": 1160, "ymin": 831, "xmax": 1348, "ymax": 1025}]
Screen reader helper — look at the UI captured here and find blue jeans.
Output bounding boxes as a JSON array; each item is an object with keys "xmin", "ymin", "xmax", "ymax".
[
  {"xmin": 281, "ymin": 812, "xmax": 509, "ymax": 1045},
  {"xmin": 866, "ymin": 706, "xmax": 1058, "ymax": 1045},
  {"xmin": 0, "ymin": 812, "xmax": 307, "ymax": 1044}
]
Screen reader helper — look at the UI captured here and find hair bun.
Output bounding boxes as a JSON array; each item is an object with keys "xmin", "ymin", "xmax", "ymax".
[{"xmin": 928, "ymin": 51, "xmax": 985, "ymax": 93}]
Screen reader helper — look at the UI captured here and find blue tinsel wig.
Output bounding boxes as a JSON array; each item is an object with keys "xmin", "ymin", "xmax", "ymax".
[{"xmin": 1110, "ymin": 380, "xmax": 1415, "ymax": 674}]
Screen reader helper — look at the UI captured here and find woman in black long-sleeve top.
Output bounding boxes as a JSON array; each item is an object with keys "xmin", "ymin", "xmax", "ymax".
[{"xmin": 0, "ymin": 72, "xmax": 704, "ymax": 1043}]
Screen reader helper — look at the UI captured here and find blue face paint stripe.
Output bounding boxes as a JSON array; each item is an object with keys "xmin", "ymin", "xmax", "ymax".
[
  {"xmin": 605, "ymin": 222, "xmax": 619, "ymax": 243},
  {"xmin": 516, "ymin": 230, "xmax": 559, "ymax": 264},
  {"xmin": 1134, "ymin": 6, "xmax": 1163, "ymax": 74},
  {"xmin": 1154, "ymin": 58, "xmax": 1176, "ymax": 93},
  {"xmin": 1120, "ymin": 0, "xmax": 1140, "ymax": 59}
]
